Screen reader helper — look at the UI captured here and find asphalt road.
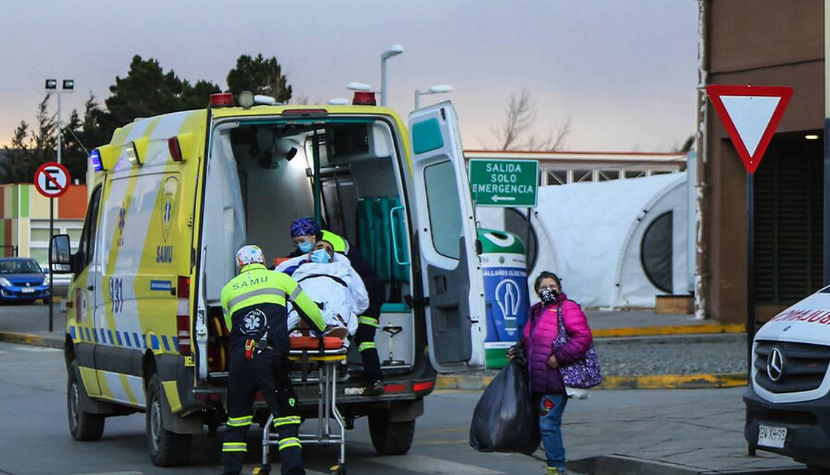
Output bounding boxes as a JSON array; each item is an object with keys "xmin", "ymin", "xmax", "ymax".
[{"xmin": 0, "ymin": 341, "xmax": 546, "ymax": 475}]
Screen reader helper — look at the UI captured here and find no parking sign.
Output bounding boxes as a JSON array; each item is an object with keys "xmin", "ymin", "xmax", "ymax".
[{"xmin": 34, "ymin": 162, "xmax": 71, "ymax": 198}]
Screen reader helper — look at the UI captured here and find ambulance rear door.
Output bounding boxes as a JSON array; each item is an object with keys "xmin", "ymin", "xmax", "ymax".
[{"xmin": 408, "ymin": 102, "xmax": 485, "ymax": 372}]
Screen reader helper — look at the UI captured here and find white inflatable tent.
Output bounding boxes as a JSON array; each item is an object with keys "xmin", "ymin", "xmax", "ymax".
[{"xmin": 478, "ymin": 173, "xmax": 691, "ymax": 309}]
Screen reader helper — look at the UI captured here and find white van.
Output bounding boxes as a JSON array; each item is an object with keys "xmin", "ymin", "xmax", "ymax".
[{"xmin": 744, "ymin": 287, "xmax": 830, "ymax": 472}]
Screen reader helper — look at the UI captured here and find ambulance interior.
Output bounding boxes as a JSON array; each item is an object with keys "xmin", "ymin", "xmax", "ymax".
[{"xmin": 202, "ymin": 117, "xmax": 415, "ymax": 380}]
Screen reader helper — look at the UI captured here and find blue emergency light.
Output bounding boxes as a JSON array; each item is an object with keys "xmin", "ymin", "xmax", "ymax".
[{"xmin": 90, "ymin": 149, "xmax": 103, "ymax": 172}]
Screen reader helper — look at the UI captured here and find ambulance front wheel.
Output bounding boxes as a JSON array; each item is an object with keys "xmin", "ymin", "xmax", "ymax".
[
  {"xmin": 146, "ymin": 374, "xmax": 191, "ymax": 466},
  {"xmin": 67, "ymin": 361, "xmax": 105, "ymax": 441}
]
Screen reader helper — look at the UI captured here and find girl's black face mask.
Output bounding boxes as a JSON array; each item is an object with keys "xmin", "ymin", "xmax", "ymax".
[{"xmin": 540, "ymin": 287, "xmax": 560, "ymax": 306}]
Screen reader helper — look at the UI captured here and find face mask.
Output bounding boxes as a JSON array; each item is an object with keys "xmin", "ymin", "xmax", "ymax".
[
  {"xmin": 540, "ymin": 288, "xmax": 560, "ymax": 306},
  {"xmin": 296, "ymin": 240, "xmax": 313, "ymax": 253},
  {"xmin": 310, "ymin": 248, "xmax": 332, "ymax": 264}
]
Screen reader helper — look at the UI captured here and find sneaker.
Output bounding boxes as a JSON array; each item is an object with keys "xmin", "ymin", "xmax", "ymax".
[
  {"xmin": 360, "ymin": 380, "xmax": 385, "ymax": 397},
  {"xmin": 324, "ymin": 325, "xmax": 349, "ymax": 340},
  {"xmin": 545, "ymin": 467, "xmax": 564, "ymax": 475}
]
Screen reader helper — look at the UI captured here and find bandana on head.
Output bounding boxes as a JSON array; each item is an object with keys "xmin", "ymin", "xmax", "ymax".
[
  {"xmin": 290, "ymin": 218, "xmax": 320, "ymax": 238},
  {"xmin": 236, "ymin": 245, "xmax": 265, "ymax": 268}
]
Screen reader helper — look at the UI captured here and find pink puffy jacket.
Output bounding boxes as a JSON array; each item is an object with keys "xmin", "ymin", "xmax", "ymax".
[{"xmin": 522, "ymin": 293, "xmax": 593, "ymax": 395}]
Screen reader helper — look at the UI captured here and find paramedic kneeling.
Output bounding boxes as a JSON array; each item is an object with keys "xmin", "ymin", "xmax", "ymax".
[{"xmin": 220, "ymin": 245, "xmax": 326, "ymax": 475}]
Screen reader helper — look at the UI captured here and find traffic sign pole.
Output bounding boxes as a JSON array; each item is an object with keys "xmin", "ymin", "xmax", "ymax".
[
  {"xmin": 706, "ymin": 84, "xmax": 792, "ymax": 385},
  {"xmin": 49, "ymin": 195, "xmax": 53, "ymax": 332},
  {"xmin": 746, "ymin": 172, "xmax": 755, "ymax": 379},
  {"xmin": 33, "ymin": 161, "xmax": 71, "ymax": 333}
]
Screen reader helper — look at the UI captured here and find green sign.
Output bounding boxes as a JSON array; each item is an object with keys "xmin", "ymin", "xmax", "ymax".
[{"xmin": 469, "ymin": 159, "xmax": 539, "ymax": 207}]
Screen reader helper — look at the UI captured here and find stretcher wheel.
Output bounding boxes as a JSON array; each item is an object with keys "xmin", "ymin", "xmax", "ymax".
[{"xmin": 330, "ymin": 463, "xmax": 346, "ymax": 475}]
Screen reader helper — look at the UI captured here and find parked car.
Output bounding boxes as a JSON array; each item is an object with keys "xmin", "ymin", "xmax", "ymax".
[{"xmin": 0, "ymin": 257, "xmax": 51, "ymax": 304}]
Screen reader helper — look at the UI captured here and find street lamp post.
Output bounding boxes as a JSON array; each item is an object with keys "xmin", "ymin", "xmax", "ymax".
[
  {"xmin": 414, "ymin": 84, "xmax": 454, "ymax": 109},
  {"xmin": 45, "ymin": 79, "xmax": 74, "ymax": 165},
  {"xmin": 44, "ymin": 78, "xmax": 73, "ymax": 333},
  {"xmin": 380, "ymin": 44, "xmax": 403, "ymax": 107}
]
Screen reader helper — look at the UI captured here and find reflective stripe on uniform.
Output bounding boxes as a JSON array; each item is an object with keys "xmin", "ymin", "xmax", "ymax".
[
  {"xmin": 278, "ymin": 437, "xmax": 302, "ymax": 451},
  {"xmin": 222, "ymin": 442, "xmax": 248, "ymax": 452},
  {"xmin": 273, "ymin": 415, "xmax": 302, "ymax": 427},
  {"xmin": 358, "ymin": 316, "xmax": 379, "ymax": 327},
  {"xmin": 226, "ymin": 415, "xmax": 252, "ymax": 427},
  {"xmin": 227, "ymin": 288, "xmax": 286, "ymax": 312},
  {"xmin": 359, "ymin": 342, "xmax": 377, "ymax": 352},
  {"xmin": 289, "ymin": 286, "xmax": 302, "ymax": 301}
]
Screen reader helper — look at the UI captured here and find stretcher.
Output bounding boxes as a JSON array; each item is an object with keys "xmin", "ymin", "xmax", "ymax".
[{"xmin": 254, "ymin": 336, "xmax": 348, "ymax": 475}]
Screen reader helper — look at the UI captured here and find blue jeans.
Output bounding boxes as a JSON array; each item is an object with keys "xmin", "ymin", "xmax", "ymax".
[{"xmin": 538, "ymin": 393, "xmax": 568, "ymax": 471}]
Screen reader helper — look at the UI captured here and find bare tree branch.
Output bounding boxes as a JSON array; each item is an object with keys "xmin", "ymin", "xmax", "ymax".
[{"xmin": 494, "ymin": 89, "xmax": 534, "ymax": 150}]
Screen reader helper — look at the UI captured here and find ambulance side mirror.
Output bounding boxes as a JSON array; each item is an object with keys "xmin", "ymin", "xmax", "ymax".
[{"xmin": 49, "ymin": 234, "xmax": 72, "ymax": 274}]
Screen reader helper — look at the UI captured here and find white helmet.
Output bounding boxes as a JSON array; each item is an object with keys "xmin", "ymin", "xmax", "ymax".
[{"xmin": 236, "ymin": 245, "xmax": 265, "ymax": 268}]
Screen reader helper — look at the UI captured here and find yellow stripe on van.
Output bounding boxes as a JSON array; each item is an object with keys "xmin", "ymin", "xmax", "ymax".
[
  {"xmin": 96, "ymin": 370, "xmax": 115, "ymax": 400},
  {"xmin": 120, "ymin": 373, "xmax": 137, "ymax": 404},
  {"xmin": 162, "ymin": 381, "xmax": 183, "ymax": 413},
  {"xmin": 79, "ymin": 366, "xmax": 101, "ymax": 396}
]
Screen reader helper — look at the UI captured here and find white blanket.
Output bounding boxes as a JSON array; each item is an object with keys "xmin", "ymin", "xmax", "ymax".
[{"xmin": 276, "ymin": 254, "xmax": 368, "ymax": 334}]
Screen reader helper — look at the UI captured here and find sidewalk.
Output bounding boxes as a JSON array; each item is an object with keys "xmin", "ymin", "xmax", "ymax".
[{"xmin": 552, "ymin": 387, "xmax": 806, "ymax": 474}]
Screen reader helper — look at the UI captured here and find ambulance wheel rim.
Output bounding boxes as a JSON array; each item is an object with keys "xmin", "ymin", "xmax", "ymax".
[
  {"xmin": 150, "ymin": 398, "xmax": 161, "ymax": 451},
  {"xmin": 70, "ymin": 381, "xmax": 80, "ymax": 429}
]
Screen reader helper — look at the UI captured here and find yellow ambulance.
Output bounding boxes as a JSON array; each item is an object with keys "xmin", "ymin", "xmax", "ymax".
[{"xmin": 49, "ymin": 91, "xmax": 486, "ymax": 466}]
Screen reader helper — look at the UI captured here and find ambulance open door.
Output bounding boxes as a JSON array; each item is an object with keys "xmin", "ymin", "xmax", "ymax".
[{"xmin": 408, "ymin": 102, "xmax": 485, "ymax": 372}]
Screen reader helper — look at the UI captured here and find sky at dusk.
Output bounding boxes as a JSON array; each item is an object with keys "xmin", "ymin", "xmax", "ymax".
[{"xmin": 1, "ymin": 0, "xmax": 699, "ymax": 153}]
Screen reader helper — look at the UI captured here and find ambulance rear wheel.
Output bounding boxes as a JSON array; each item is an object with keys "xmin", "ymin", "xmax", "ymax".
[
  {"xmin": 147, "ymin": 374, "xmax": 191, "ymax": 466},
  {"xmin": 368, "ymin": 409, "xmax": 414, "ymax": 455},
  {"xmin": 67, "ymin": 361, "xmax": 105, "ymax": 441}
]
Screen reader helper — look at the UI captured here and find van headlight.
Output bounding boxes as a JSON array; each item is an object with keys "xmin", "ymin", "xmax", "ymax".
[{"xmin": 0, "ymin": 278, "xmax": 11, "ymax": 287}]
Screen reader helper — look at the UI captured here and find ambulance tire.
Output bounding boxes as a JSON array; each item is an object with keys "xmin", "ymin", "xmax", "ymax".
[
  {"xmin": 368, "ymin": 409, "xmax": 414, "ymax": 455},
  {"xmin": 67, "ymin": 361, "xmax": 105, "ymax": 441},
  {"xmin": 146, "ymin": 374, "xmax": 191, "ymax": 467}
]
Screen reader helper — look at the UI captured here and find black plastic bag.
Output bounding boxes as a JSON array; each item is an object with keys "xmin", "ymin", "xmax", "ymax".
[{"xmin": 469, "ymin": 360, "xmax": 540, "ymax": 454}]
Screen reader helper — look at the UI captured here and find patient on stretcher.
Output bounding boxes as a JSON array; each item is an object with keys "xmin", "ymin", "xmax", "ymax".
[{"xmin": 276, "ymin": 240, "xmax": 368, "ymax": 343}]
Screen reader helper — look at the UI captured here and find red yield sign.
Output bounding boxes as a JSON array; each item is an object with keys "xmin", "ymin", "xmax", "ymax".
[
  {"xmin": 706, "ymin": 85, "xmax": 793, "ymax": 174},
  {"xmin": 34, "ymin": 162, "xmax": 71, "ymax": 198}
]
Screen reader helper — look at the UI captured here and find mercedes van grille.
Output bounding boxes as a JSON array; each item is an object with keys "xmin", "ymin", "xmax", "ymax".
[{"xmin": 754, "ymin": 341, "xmax": 830, "ymax": 394}]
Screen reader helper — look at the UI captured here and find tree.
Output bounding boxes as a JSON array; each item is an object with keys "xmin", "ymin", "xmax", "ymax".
[
  {"xmin": 1, "ymin": 95, "xmax": 57, "ymax": 183},
  {"xmin": 492, "ymin": 89, "xmax": 571, "ymax": 151},
  {"xmin": 226, "ymin": 54, "xmax": 292, "ymax": 103},
  {"xmin": 493, "ymin": 89, "xmax": 534, "ymax": 150},
  {"xmin": 100, "ymin": 55, "xmax": 220, "ymax": 137}
]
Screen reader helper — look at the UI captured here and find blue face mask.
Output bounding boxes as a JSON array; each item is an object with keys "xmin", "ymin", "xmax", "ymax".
[
  {"xmin": 310, "ymin": 248, "xmax": 332, "ymax": 264},
  {"xmin": 296, "ymin": 240, "xmax": 314, "ymax": 253}
]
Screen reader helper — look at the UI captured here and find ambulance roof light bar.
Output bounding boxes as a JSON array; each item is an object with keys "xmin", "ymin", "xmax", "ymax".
[
  {"xmin": 347, "ymin": 82, "xmax": 377, "ymax": 106},
  {"xmin": 209, "ymin": 93, "xmax": 234, "ymax": 108}
]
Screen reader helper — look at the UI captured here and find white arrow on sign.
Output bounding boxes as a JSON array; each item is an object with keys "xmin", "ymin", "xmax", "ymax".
[{"xmin": 491, "ymin": 195, "xmax": 516, "ymax": 202}]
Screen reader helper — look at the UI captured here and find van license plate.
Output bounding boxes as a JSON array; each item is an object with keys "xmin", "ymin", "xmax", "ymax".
[
  {"xmin": 758, "ymin": 425, "xmax": 787, "ymax": 449},
  {"xmin": 21, "ymin": 288, "xmax": 34, "ymax": 293}
]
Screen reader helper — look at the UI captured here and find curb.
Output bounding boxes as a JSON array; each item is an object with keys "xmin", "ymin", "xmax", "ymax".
[
  {"xmin": 593, "ymin": 323, "xmax": 745, "ymax": 339},
  {"xmin": 436, "ymin": 372, "xmax": 747, "ymax": 391},
  {"xmin": 0, "ymin": 331, "xmax": 63, "ymax": 350}
]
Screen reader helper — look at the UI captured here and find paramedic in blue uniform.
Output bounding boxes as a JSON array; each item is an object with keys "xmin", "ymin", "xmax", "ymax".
[
  {"xmin": 220, "ymin": 245, "xmax": 326, "ymax": 475},
  {"xmin": 288, "ymin": 218, "xmax": 385, "ymax": 396}
]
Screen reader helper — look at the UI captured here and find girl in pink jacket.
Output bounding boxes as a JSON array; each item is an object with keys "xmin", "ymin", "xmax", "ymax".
[{"xmin": 522, "ymin": 271, "xmax": 593, "ymax": 475}]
